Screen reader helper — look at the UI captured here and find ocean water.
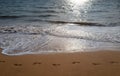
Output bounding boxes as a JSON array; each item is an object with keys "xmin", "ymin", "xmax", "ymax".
[{"xmin": 0, "ymin": 0, "xmax": 120, "ymax": 55}]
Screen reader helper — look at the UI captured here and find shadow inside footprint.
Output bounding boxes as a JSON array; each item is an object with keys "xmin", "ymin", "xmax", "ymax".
[
  {"xmin": 109, "ymin": 61, "xmax": 119, "ymax": 64},
  {"xmin": 14, "ymin": 64, "xmax": 22, "ymax": 66},
  {"xmin": 52, "ymin": 64, "xmax": 60, "ymax": 66},
  {"xmin": 92, "ymin": 63, "xmax": 101, "ymax": 66},
  {"xmin": 0, "ymin": 61, "xmax": 6, "ymax": 63},
  {"xmin": 33, "ymin": 62, "xmax": 42, "ymax": 65},
  {"xmin": 72, "ymin": 61, "xmax": 80, "ymax": 64}
]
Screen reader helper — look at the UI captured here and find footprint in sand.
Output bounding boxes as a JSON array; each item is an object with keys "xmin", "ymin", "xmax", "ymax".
[
  {"xmin": 0, "ymin": 60, "xmax": 6, "ymax": 63},
  {"xmin": 14, "ymin": 64, "xmax": 22, "ymax": 66},
  {"xmin": 92, "ymin": 63, "xmax": 101, "ymax": 66},
  {"xmin": 109, "ymin": 61, "xmax": 119, "ymax": 64},
  {"xmin": 52, "ymin": 64, "xmax": 61, "ymax": 66},
  {"xmin": 72, "ymin": 61, "xmax": 80, "ymax": 64},
  {"xmin": 33, "ymin": 62, "xmax": 42, "ymax": 65}
]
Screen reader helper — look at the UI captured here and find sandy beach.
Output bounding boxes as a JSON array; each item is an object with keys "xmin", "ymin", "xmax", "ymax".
[
  {"xmin": 0, "ymin": 0, "xmax": 120, "ymax": 76},
  {"xmin": 0, "ymin": 49, "xmax": 120, "ymax": 76}
]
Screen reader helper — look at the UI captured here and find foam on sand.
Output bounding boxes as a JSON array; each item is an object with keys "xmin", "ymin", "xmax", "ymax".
[{"xmin": 0, "ymin": 24, "xmax": 120, "ymax": 55}]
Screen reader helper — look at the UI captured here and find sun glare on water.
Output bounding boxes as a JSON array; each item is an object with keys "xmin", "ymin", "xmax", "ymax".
[
  {"xmin": 69, "ymin": 0, "xmax": 90, "ymax": 5},
  {"xmin": 65, "ymin": 0, "xmax": 92, "ymax": 21}
]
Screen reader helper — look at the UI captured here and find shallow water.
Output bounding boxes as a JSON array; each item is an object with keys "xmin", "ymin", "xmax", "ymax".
[{"xmin": 0, "ymin": 0, "xmax": 120, "ymax": 55}]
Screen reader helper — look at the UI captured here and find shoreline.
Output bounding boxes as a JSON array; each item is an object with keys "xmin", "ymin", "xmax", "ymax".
[
  {"xmin": 1, "ymin": 47, "xmax": 120, "ymax": 56},
  {"xmin": 0, "ymin": 50, "xmax": 120, "ymax": 76}
]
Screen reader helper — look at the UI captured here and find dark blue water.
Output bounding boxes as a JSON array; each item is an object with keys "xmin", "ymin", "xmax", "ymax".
[
  {"xmin": 0, "ymin": 0, "xmax": 120, "ymax": 55},
  {"xmin": 0, "ymin": 0, "xmax": 120, "ymax": 25}
]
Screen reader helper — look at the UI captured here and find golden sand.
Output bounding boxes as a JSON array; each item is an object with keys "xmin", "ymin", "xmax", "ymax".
[{"xmin": 0, "ymin": 49, "xmax": 120, "ymax": 76}]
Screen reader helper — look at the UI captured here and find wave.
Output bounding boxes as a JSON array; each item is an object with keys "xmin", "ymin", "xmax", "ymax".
[
  {"xmin": 21, "ymin": 9, "xmax": 61, "ymax": 13},
  {"xmin": 23, "ymin": 19, "xmax": 106, "ymax": 27},
  {"xmin": 42, "ymin": 20, "xmax": 119, "ymax": 27},
  {"xmin": 35, "ymin": 6, "xmax": 55, "ymax": 9},
  {"xmin": 0, "ymin": 26, "xmax": 44, "ymax": 35},
  {"xmin": 0, "ymin": 25, "xmax": 120, "ymax": 43},
  {"xmin": 0, "ymin": 25, "xmax": 120, "ymax": 56},
  {"xmin": 42, "ymin": 20, "xmax": 106, "ymax": 27},
  {"xmin": 37, "ymin": 14, "xmax": 58, "ymax": 18},
  {"xmin": 30, "ymin": 10, "xmax": 60, "ymax": 13},
  {"xmin": 46, "ymin": 31, "xmax": 120, "ymax": 43},
  {"xmin": 0, "ymin": 16, "xmax": 24, "ymax": 19},
  {"xmin": 35, "ymin": 6, "xmax": 64, "ymax": 10},
  {"xmin": 0, "ymin": 14, "xmax": 57, "ymax": 19}
]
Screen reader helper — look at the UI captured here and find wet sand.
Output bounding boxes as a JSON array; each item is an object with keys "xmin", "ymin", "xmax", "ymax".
[{"xmin": 0, "ymin": 49, "xmax": 120, "ymax": 76}]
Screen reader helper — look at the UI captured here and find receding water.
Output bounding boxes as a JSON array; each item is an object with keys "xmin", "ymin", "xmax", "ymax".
[{"xmin": 0, "ymin": 0, "xmax": 120, "ymax": 55}]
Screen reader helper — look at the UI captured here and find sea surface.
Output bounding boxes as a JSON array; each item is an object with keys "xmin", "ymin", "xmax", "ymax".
[{"xmin": 0, "ymin": 0, "xmax": 120, "ymax": 55}]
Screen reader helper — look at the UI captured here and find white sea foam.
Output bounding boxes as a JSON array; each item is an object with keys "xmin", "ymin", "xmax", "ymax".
[{"xmin": 0, "ymin": 24, "xmax": 120, "ymax": 55}]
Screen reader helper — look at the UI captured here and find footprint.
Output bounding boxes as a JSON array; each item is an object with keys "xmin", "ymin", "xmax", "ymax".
[
  {"xmin": 72, "ymin": 61, "xmax": 80, "ymax": 64},
  {"xmin": 92, "ymin": 63, "xmax": 101, "ymax": 65},
  {"xmin": 33, "ymin": 62, "xmax": 42, "ymax": 65},
  {"xmin": 0, "ymin": 60, "xmax": 6, "ymax": 63},
  {"xmin": 52, "ymin": 64, "xmax": 60, "ymax": 66},
  {"xmin": 109, "ymin": 61, "xmax": 119, "ymax": 64},
  {"xmin": 14, "ymin": 64, "xmax": 22, "ymax": 66}
]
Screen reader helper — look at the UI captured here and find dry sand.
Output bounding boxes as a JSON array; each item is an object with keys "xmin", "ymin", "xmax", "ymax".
[{"xmin": 0, "ymin": 49, "xmax": 120, "ymax": 76}]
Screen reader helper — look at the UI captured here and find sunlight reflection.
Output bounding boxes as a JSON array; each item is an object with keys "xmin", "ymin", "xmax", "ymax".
[
  {"xmin": 69, "ymin": 0, "xmax": 90, "ymax": 6},
  {"xmin": 65, "ymin": 0, "xmax": 92, "ymax": 21}
]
